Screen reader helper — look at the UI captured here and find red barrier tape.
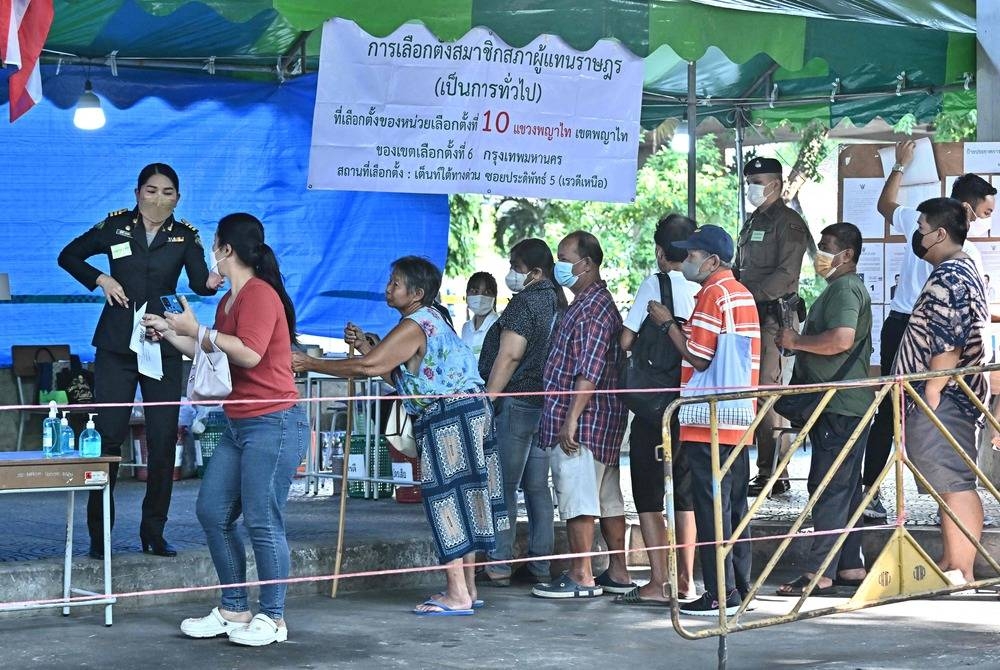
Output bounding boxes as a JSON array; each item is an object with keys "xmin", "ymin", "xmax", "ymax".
[{"xmin": 0, "ymin": 522, "xmax": 896, "ymax": 611}]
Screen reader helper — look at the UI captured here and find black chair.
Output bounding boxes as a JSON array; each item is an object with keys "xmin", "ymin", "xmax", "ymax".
[{"xmin": 10, "ymin": 344, "xmax": 71, "ymax": 451}]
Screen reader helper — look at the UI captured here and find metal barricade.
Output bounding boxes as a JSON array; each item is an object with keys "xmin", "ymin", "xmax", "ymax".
[{"xmin": 659, "ymin": 364, "xmax": 1000, "ymax": 669}]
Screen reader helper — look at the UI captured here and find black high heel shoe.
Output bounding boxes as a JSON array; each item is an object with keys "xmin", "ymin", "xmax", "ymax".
[{"xmin": 140, "ymin": 534, "xmax": 178, "ymax": 557}]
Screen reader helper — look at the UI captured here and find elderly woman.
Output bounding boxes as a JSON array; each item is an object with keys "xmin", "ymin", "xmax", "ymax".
[{"xmin": 293, "ymin": 256, "xmax": 507, "ymax": 616}]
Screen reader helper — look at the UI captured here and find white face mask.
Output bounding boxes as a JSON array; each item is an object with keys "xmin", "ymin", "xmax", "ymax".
[
  {"xmin": 466, "ymin": 295, "xmax": 495, "ymax": 316},
  {"xmin": 746, "ymin": 183, "xmax": 769, "ymax": 208},
  {"xmin": 209, "ymin": 247, "xmax": 226, "ymax": 275},
  {"xmin": 505, "ymin": 269, "xmax": 529, "ymax": 293}
]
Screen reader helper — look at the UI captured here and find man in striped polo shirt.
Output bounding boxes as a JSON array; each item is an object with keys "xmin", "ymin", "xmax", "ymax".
[{"xmin": 652, "ymin": 225, "xmax": 761, "ymax": 615}]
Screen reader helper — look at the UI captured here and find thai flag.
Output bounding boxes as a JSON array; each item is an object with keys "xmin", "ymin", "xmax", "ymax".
[{"xmin": 1, "ymin": 0, "xmax": 54, "ymax": 122}]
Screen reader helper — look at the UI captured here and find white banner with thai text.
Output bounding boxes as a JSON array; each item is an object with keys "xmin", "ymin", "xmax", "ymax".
[{"xmin": 308, "ymin": 19, "xmax": 644, "ymax": 202}]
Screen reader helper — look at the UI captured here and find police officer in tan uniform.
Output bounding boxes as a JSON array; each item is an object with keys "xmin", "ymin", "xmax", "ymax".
[
  {"xmin": 734, "ymin": 158, "xmax": 809, "ymax": 496},
  {"xmin": 58, "ymin": 163, "xmax": 222, "ymax": 559}
]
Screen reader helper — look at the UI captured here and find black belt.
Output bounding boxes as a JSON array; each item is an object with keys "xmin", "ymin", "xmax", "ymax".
[{"xmin": 887, "ymin": 310, "xmax": 910, "ymax": 320}]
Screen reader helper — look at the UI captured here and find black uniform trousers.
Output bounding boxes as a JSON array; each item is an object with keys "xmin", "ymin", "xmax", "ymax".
[
  {"xmin": 861, "ymin": 311, "xmax": 910, "ymax": 488},
  {"xmin": 87, "ymin": 348, "xmax": 182, "ymax": 546}
]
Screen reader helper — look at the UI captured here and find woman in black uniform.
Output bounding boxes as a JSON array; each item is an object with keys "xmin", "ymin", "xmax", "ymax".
[{"xmin": 58, "ymin": 163, "xmax": 222, "ymax": 558}]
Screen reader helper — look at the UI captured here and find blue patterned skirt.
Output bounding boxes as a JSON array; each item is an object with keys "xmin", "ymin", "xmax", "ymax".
[{"xmin": 414, "ymin": 393, "xmax": 509, "ymax": 563}]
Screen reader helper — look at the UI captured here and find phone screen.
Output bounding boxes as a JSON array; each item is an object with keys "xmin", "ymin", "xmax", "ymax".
[{"xmin": 160, "ymin": 295, "xmax": 183, "ymax": 313}]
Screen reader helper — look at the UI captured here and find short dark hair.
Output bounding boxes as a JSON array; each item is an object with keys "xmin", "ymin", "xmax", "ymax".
[
  {"xmin": 390, "ymin": 256, "xmax": 441, "ymax": 307},
  {"xmin": 950, "ymin": 173, "xmax": 997, "ymax": 206},
  {"xmin": 137, "ymin": 163, "xmax": 179, "ymax": 191},
  {"xmin": 565, "ymin": 230, "xmax": 604, "ymax": 266},
  {"xmin": 820, "ymin": 222, "xmax": 862, "ymax": 262},
  {"xmin": 917, "ymin": 197, "xmax": 968, "ymax": 245},
  {"xmin": 466, "ymin": 271, "xmax": 497, "ymax": 296},
  {"xmin": 654, "ymin": 213, "xmax": 697, "ymax": 262}
]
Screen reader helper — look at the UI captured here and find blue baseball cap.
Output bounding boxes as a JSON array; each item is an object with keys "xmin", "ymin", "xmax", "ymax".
[{"xmin": 672, "ymin": 225, "xmax": 735, "ymax": 263}]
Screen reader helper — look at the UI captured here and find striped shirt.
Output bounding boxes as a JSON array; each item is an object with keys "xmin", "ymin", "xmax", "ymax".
[
  {"xmin": 680, "ymin": 270, "xmax": 761, "ymax": 445},
  {"xmin": 893, "ymin": 256, "xmax": 989, "ymax": 418},
  {"xmin": 540, "ymin": 280, "xmax": 628, "ymax": 465}
]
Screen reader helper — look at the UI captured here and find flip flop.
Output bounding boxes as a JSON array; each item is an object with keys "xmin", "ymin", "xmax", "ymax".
[
  {"xmin": 433, "ymin": 592, "xmax": 484, "ymax": 609},
  {"xmin": 776, "ymin": 575, "xmax": 839, "ymax": 597},
  {"xmin": 412, "ymin": 599, "xmax": 475, "ymax": 616},
  {"xmin": 612, "ymin": 586, "xmax": 672, "ymax": 608}
]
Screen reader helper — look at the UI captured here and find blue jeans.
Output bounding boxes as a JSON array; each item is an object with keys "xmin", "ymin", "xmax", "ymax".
[
  {"xmin": 197, "ymin": 404, "xmax": 309, "ymax": 620},
  {"xmin": 487, "ymin": 397, "xmax": 553, "ymax": 579}
]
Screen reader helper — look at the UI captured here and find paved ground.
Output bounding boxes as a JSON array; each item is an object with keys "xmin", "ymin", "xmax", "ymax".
[
  {"xmin": 6, "ymin": 582, "xmax": 1000, "ymax": 670},
  {"xmin": 3, "ymin": 446, "xmax": 999, "ymax": 562}
]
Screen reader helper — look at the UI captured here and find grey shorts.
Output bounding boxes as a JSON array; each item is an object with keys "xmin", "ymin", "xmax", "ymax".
[{"xmin": 904, "ymin": 395, "xmax": 979, "ymax": 495}]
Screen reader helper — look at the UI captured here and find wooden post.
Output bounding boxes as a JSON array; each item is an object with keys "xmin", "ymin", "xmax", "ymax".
[{"xmin": 330, "ymin": 345, "xmax": 355, "ymax": 598}]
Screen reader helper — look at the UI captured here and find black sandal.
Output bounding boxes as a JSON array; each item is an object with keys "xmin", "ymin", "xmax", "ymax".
[{"xmin": 776, "ymin": 575, "xmax": 839, "ymax": 597}]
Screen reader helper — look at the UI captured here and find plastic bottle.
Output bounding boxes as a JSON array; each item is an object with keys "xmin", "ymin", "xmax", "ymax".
[
  {"xmin": 42, "ymin": 401, "xmax": 60, "ymax": 457},
  {"xmin": 80, "ymin": 413, "xmax": 102, "ymax": 458},
  {"xmin": 58, "ymin": 410, "xmax": 76, "ymax": 455}
]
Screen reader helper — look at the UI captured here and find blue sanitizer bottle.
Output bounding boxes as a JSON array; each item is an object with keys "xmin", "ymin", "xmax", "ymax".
[
  {"xmin": 59, "ymin": 410, "xmax": 76, "ymax": 455},
  {"xmin": 80, "ymin": 413, "xmax": 102, "ymax": 458},
  {"xmin": 42, "ymin": 401, "xmax": 60, "ymax": 457}
]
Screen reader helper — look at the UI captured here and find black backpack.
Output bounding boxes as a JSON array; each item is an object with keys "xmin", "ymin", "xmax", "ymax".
[{"xmin": 617, "ymin": 273, "xmax": 684, "ymax": 424}]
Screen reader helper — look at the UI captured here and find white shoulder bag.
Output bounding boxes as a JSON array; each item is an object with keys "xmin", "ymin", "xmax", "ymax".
[
  {"xmin": 187, "ymin": 326, "xmax": 232, "ymax": 401},
  {"xmin": 385, "ymin": 399, "xmax": 417, "ymax": 458}
]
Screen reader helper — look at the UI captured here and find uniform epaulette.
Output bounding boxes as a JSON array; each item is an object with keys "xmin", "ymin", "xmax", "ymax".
[
  {"xmin": 95, "ymin": 208, "xmax": 129, "ymax": 229},
  {"xmin": 178, "ymin": 218, "xmax": 198, "ymax": 232},
  {"xmin": 107, "ymin": 208, "xmax": 129, "ymax": 218}
]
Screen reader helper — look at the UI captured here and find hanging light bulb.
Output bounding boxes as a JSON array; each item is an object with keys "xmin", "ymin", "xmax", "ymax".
[
  {"xmin": 73, "ymin": 80, "xmax": 106, "ymax": 130},
  {"xmin": 670, "ymin": 120, "xmax": 690, "ymax": 153}
]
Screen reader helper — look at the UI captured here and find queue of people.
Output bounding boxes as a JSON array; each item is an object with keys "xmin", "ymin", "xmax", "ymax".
[{"xmin": 56, "ymin": 148, "xmax": 998, "ymax": 641}]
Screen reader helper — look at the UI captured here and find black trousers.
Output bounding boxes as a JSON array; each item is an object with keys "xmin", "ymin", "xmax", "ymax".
[
  {"xmin": 686, "ymin": 441, "xmax": 752, "ymax": 599},
  {"xmin": 87, "ymin": 348, "xmax": 182, "ymax": 546},
  {"xmin": 806, "ymin": 413, "xmax": 870, "ymax": 579},
  {"xmin": 862, "ymin": 311, "xmax": 909, "ymax": 487}
]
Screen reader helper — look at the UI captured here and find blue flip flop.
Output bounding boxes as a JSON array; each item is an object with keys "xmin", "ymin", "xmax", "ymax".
[{"xmin": 412, "ymin": 599, "xmax": 475, "ymax": 616}]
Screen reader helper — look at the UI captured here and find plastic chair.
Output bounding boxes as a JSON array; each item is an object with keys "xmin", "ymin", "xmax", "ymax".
[{"xmin": 10, "ymin": 345, "xmax": 72, "ymax": 451}]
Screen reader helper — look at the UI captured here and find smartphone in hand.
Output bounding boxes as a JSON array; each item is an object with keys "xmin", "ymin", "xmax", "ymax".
[{"xmin": 160, "ymin": 294, "xmax": 183, "ymax": 314}]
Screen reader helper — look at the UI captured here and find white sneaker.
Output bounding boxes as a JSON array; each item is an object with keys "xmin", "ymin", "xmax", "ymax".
[
  {"xmin": 180, "ymin": 607, "xmax": 249, "ymax": 639},
  {"xmin": 228, "ymin": 614, "xmax": 288, "ymax": 647}
]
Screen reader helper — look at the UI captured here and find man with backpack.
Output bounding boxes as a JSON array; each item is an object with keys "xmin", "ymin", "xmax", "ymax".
[{"xmin": 615, "ymin": 214, "xmax": 700, "ymax": 606}]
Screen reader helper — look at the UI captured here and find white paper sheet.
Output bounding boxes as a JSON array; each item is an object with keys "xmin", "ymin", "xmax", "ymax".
[
  {"xmin": 841, "ymin": 178, "xmax": 886, "ymax": 238},
  {"xmin": 877, "ymin": 137, "xmax": 939, "ymax": 185},
  {"xmin": 896, "ymin": 181, "xmax": 943, "ymax": 211},
  {"xmin": 964, "ymin": 142, "xmax": 1000, "ymax": 174},
  {"xmin": 138, "ymin": 339, "xmax": 164, "ymax": 381},
  {"xmin": 857, "ymin": 243, "xmax": 884, "ymax": 304},
  {"xmin": 870, "ymin": 304, "xmax": 885, "ymax": 367},
  {"xmin": 129, "ymin": 302, "xmax": 147, "ymax": 354},
  {"xmin": 978, "ymin": 241, "xmax": 1000, "ymax": 306}
]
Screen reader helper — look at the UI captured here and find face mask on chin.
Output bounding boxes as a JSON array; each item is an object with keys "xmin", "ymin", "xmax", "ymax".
[{"xmin": 138, "ymin": 193, "xmax": 175, "ymax": 224}]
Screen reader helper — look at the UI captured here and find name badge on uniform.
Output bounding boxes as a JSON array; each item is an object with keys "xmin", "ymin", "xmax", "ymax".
[
  {"xmin": 110, "ymin": 242, "xmax": 132, "ymax": 259},
  {"xmin": 167, "ymin": 236, "xmax": 185, "ymax": 243},
  {"xmin": 750, "ymin": 230, "xmax": 766, "ymax": 242}
]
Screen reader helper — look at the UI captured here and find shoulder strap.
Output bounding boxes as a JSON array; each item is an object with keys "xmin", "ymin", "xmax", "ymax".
[
  {"xmin": 829, "ymin": 339, "xmax": 866, "ymax": 382},
  {"xmin": 656, "ymin": 272, "xmax": 675, "ymax": 314}
]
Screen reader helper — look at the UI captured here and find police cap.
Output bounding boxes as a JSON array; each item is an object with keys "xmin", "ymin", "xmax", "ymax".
[{"xmin": 745, "ymin": 157, "xmax": 783, "ymax": 176}]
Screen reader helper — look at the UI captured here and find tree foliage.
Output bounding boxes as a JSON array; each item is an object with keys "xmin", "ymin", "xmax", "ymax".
[{"xmin": 445, "ymin": 193, "xmax": 482, "ymax": 277}]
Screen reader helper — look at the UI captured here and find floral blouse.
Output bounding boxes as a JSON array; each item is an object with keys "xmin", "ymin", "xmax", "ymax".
[{"xmin": 395, "ymin": 306, "xmax": 484, "ymax": 415}]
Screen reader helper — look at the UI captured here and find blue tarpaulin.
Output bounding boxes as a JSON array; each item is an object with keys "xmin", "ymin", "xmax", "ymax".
[{"xmin": 0, "ymin": 67, "xmax": 449, "ymax": 366}]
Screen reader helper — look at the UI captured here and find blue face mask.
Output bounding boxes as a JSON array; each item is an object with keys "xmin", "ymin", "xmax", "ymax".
[{"xmin": 554, "ymin": 259, "xmax": 583, "ymax": 288}]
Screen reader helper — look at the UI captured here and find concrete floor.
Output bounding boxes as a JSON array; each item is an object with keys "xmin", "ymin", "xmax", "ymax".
[{"xmin": 6, "ymin": 584, "xmax": 1000, "ymax": 670}]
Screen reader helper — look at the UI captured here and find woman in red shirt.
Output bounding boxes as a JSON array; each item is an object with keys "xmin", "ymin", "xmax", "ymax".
[{"xmin": 144, "ymin": 213, "xmax": 306, "ymax": 647}]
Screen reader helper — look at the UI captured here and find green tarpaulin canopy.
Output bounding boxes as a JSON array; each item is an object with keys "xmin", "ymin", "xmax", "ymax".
[{"xmin": 39, "ymin": 0, "xmax": 977, "ymax": 130}]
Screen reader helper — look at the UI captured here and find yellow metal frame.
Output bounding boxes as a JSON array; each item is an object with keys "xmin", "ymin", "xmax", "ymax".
[{"xmin": 659, "ymin": 364, "xmax": 1000, "ymax": 643}]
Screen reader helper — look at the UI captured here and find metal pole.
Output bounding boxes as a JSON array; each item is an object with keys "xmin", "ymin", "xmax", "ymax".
[
  {"xmin": 687, "ymin": 60, "xmax": 697, "ymax": 220},
  {"xmin": 734, "ymin": 107, "xmax": 747, "ymax": 224},
  {"xmin": 331, "ymin": 344, "xmax": 356, "ymax": 598}
]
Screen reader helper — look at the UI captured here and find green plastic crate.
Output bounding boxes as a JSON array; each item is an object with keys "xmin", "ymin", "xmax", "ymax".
[{"xmin": 348, "ymin": 434, "xmax": 394, "ymax": 498}]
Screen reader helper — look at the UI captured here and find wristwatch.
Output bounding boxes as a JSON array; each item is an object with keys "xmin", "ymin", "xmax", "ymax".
[
  {"xmin": 891, "ymin": 163, "xmax": 906, "ymax": 174},
  {"xmin": 659, "ymin": 320, "xmax": 675, "ymax": 335}
]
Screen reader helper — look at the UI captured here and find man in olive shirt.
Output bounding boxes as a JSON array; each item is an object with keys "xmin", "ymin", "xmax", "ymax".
[
  {"xmin": 735, "ymin": 157, "xmax": 810, "ymax": 495},
  {"xmin": 774, "ymin": 223, "xmax": 872, "ymax": 595}
]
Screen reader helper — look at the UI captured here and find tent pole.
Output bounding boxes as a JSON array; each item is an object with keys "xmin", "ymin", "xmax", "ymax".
[
  {"xmin": 735, "ymin": 106, "xmax": 747, "ymax": 224},
  {"xmin": 686, "ymin": 60, "xmax": 697, "ymax": 220}
]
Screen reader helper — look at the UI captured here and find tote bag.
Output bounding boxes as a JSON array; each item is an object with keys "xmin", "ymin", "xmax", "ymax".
[
  {"xmin": 678, "ymin": 285, "xmax": 756, "ymax": 430},
  {"xmin": 187, "ymin": 326, "xmax": 232, "ymax": 401},
  {"xmin": 385, "ymin": 399, "xmax": 417, "ymax": 458}
]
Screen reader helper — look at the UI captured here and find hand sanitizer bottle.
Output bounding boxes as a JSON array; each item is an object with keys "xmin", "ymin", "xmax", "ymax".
[
  {"xmin": 42, "ymin": 401, "xmax": 60, "ymax": 457},
  {"xmin": 59, "ymin": 410, "xmax": 76, "ymax": 455},
  {"xmin": 80, "ymin": 413, "xmax": 102, "ymax": 458}
]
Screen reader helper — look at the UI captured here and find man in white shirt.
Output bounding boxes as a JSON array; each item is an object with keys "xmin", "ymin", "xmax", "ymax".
[
  {"xmin": 616, "ymin": 213, "xmax": 701, "ymax": 605},
  {"xmin": 863, "ymin": 140, "xmax": 996, "ymax": 519}
]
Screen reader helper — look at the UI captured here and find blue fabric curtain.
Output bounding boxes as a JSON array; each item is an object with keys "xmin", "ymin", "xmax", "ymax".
[{"xmin": 0, "ymin": 68, "xmax": 449, "ymax": 366}]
